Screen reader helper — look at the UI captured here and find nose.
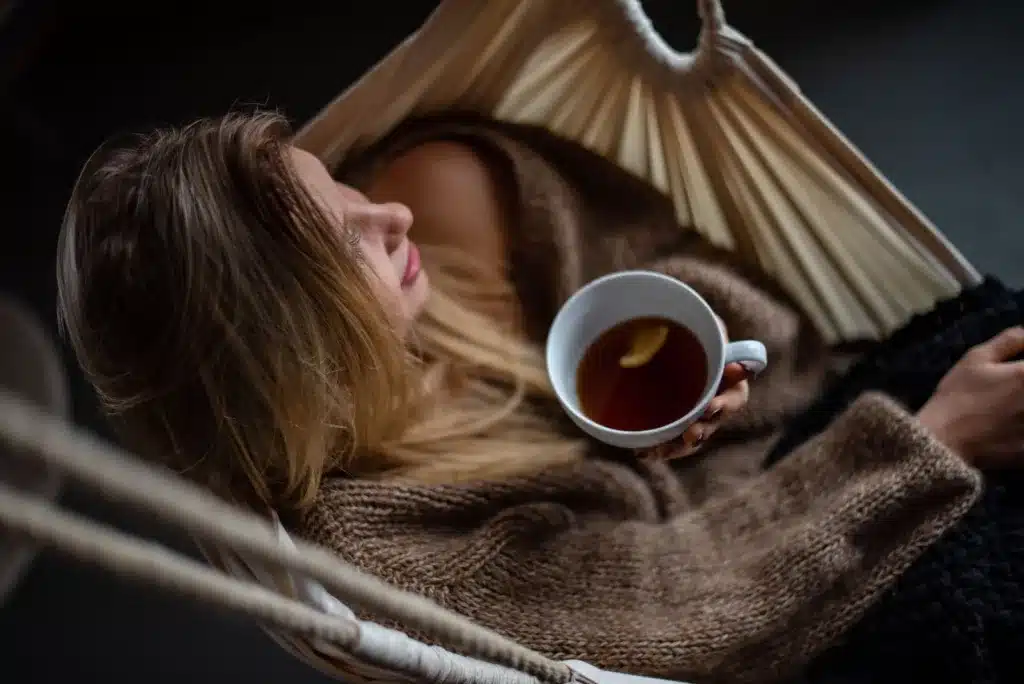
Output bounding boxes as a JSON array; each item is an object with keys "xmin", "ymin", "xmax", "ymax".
[
  {"xmin": 385, "ymin": 202, "xmax": 414, "ymax": 236},
  {"xmin": 354, "ymin": 200, "xmax": 413, "ymax": 240}
]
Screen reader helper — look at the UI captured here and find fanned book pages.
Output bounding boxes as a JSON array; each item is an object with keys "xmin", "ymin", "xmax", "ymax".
[{"xmin": 295, "ymin": 0, "xmax": 982, "ymax": 343}]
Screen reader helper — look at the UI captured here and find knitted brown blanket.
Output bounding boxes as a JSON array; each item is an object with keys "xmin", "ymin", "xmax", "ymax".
[{"xmin": 297, "ymin": 117, "xmax": 982, "ymax": 684}]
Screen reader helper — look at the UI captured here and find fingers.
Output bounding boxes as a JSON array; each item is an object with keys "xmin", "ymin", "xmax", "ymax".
[
  {"xmin": 644, "ymin": 436, "xmax": 702, "ymax": 461},
  {"xmin": 719, "ymin": 362, "xmax": 749, "ymax": 391},
  {"xmin": 679, "ymin": 382, "xmax": 749, "ymax": 450},
  {"xmin": 710, "ymin": 375, "xmax": 750, "ymax": 413},
  {"xmin": 677, "ymin": 421, "xmax": 715, "ymax": 454},
  {"xmin": 646, "ymin": 420, "xmax": 718, "ymax": 460},
  {"xmin": 646, "ymin": 367, "xmax": 752, "ymax": 461},
  {"xmin": 970, "ymin": 326, "xmax": 1024, "ymax": 363}
]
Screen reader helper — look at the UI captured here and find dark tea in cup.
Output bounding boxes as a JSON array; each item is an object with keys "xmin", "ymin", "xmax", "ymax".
[
  {"xmin": 547, "ymin": 270, "xmax": 766, "ymax": 448},
  {"xmin": 576, "ymin": 316, "xmax": 708, "ymax": 432}
]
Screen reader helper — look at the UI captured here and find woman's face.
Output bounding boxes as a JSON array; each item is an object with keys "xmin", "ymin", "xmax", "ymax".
[{"xmin": 289, "ymin": 147, "xmax": 429, "ymax": 329}]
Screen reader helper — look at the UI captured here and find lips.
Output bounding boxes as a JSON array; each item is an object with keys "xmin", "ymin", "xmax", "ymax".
[{"xmin": 401, "ymin": 241, "xmax": 421, "ymax": 287}]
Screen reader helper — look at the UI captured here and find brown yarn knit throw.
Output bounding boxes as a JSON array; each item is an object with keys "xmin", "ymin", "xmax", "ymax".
[{"xmin": 297, "ymin": 118, "xmax": 982, "ymax": 684}]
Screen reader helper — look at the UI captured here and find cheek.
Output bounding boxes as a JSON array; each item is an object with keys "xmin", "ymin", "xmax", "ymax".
[
  {"xmin": 369, "ymin": 252, "xmax": 401, "ymax": 290},
  {"xmin": 358, "ymin": 239, "xmax": 400, "ymax": 290},
  {"xmin": 359, "ymin": 249, "xmax": 407, "ymax": 322},
  {"xmin": 356, "ymin": 239, "xmax": 419, "ymax": 331}
]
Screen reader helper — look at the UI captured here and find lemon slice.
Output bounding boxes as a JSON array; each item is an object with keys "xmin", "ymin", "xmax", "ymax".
[{"xmin": 619, "ymin": 324, "xmax": 669, "ymax": 368}]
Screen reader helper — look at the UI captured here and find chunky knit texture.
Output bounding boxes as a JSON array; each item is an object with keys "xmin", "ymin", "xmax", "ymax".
[
  {"xmin": 771, "ymin": 278, "xmax": 1024, "ymax": 684},
  {"xmin": 297, "ymin": 117, "xmax": 982, "ymax": 684}
]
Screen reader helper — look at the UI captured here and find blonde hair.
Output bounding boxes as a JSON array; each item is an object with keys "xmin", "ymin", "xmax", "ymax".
[{"xmin": 57, "ymin": 112, "xmax": 584, "ymax": 513}]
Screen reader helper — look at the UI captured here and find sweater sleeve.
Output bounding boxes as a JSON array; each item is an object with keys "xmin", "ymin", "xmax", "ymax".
[{"xmin": 424, "ymin": 394, "xmax": 979, "ymax": 683}]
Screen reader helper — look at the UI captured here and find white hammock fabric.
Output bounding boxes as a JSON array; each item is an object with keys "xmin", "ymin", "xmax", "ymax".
[
  {"xmin": 295, "ymin": 0, "xmax": 981, "ymax": 344},
  {"xmin": 202, "ymin": 520, "xmax": 692, "ymax": 684}
]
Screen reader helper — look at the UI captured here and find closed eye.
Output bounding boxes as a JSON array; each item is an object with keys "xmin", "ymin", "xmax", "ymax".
[
  {"xmin": 341, "ymin": 218, "xmax": 362, "ymax": 248},
  {"xmin": 346, "ymin": 228, "xmax": 362, "ymax": 248}
]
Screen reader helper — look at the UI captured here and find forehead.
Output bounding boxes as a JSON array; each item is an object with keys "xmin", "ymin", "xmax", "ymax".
[{"xmin": 287, "ymin": 147, "xmax": 367, "ymax": 203}]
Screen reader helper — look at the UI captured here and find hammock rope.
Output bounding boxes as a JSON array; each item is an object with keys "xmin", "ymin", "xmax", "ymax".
[
  {"xmin": 0, "ymin": 390, "xmax": 572, "ymax": 684},
  {"xmin": 0, "ymin": 480, "xmax": 361, "ymax": 647},
  {"xmin": 697, "ymin": 0, "xmax": 725, "ymax": 33}
]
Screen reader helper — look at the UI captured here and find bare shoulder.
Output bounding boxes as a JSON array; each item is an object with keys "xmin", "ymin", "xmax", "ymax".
[{"xmin": 363, "ymin": 140, "xmax": 510, "ymax": 270}]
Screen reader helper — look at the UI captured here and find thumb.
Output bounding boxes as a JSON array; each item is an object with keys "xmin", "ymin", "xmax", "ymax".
[{"xmin": 972, "ymin": 326, "xmax": 1024, "ymax": 363}]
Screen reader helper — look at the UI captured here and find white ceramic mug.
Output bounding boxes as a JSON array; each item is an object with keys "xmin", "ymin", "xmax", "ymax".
[{"xmin": 545, "ymin": 270, "xmax": 768, "ymax": 449}]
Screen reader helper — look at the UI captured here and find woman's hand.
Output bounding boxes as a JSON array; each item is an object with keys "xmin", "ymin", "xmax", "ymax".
[
  {"xmin": 917, "ymin": 326, "xmax": 1024, "ymax": 468},
  {"xmin": 648, "ymin": 316, "xmax": 751, "ymax": 460}
]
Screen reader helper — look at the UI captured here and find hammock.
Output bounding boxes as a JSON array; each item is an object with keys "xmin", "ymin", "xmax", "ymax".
[
  {"xmin": 295, "ymin": 0, "xmax": 980, "ymax": 344},
  {"xmin": 1, "ymin": 1, "xmax": 987, "ymax": 682}
]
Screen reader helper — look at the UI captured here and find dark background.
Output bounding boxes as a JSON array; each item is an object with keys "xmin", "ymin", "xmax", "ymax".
[{"xmin": 0, "ymin": 0, "xmax": 1021, "ymax": 681}]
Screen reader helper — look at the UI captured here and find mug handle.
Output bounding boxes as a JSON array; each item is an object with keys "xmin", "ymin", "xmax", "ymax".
[{"xmin": 723, "ymin": 340, "xmax": 768, "ymax": 376}]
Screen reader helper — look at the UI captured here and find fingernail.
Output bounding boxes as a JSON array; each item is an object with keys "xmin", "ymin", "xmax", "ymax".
[
  {"xmin": 691, "ymin": 430, "xmax": 706, "ymax": 447},
  {"xmin": 704, "ymin": 405, "xmax": 723, "ymax": 420},
  {"xmin": 743, "ymin": 363, "xmax": 762, "ymax": 379}
]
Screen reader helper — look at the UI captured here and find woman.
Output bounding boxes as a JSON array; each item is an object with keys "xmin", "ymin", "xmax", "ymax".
[{"xmin": 56, "ymin": 111, "xmax": 1024, "ymax": 683}]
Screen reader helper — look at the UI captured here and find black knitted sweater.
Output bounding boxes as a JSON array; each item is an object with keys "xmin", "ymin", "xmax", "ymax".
[{"xmin": 768, "ymin": 277, "xmax": 1024, "ymax": 684}]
